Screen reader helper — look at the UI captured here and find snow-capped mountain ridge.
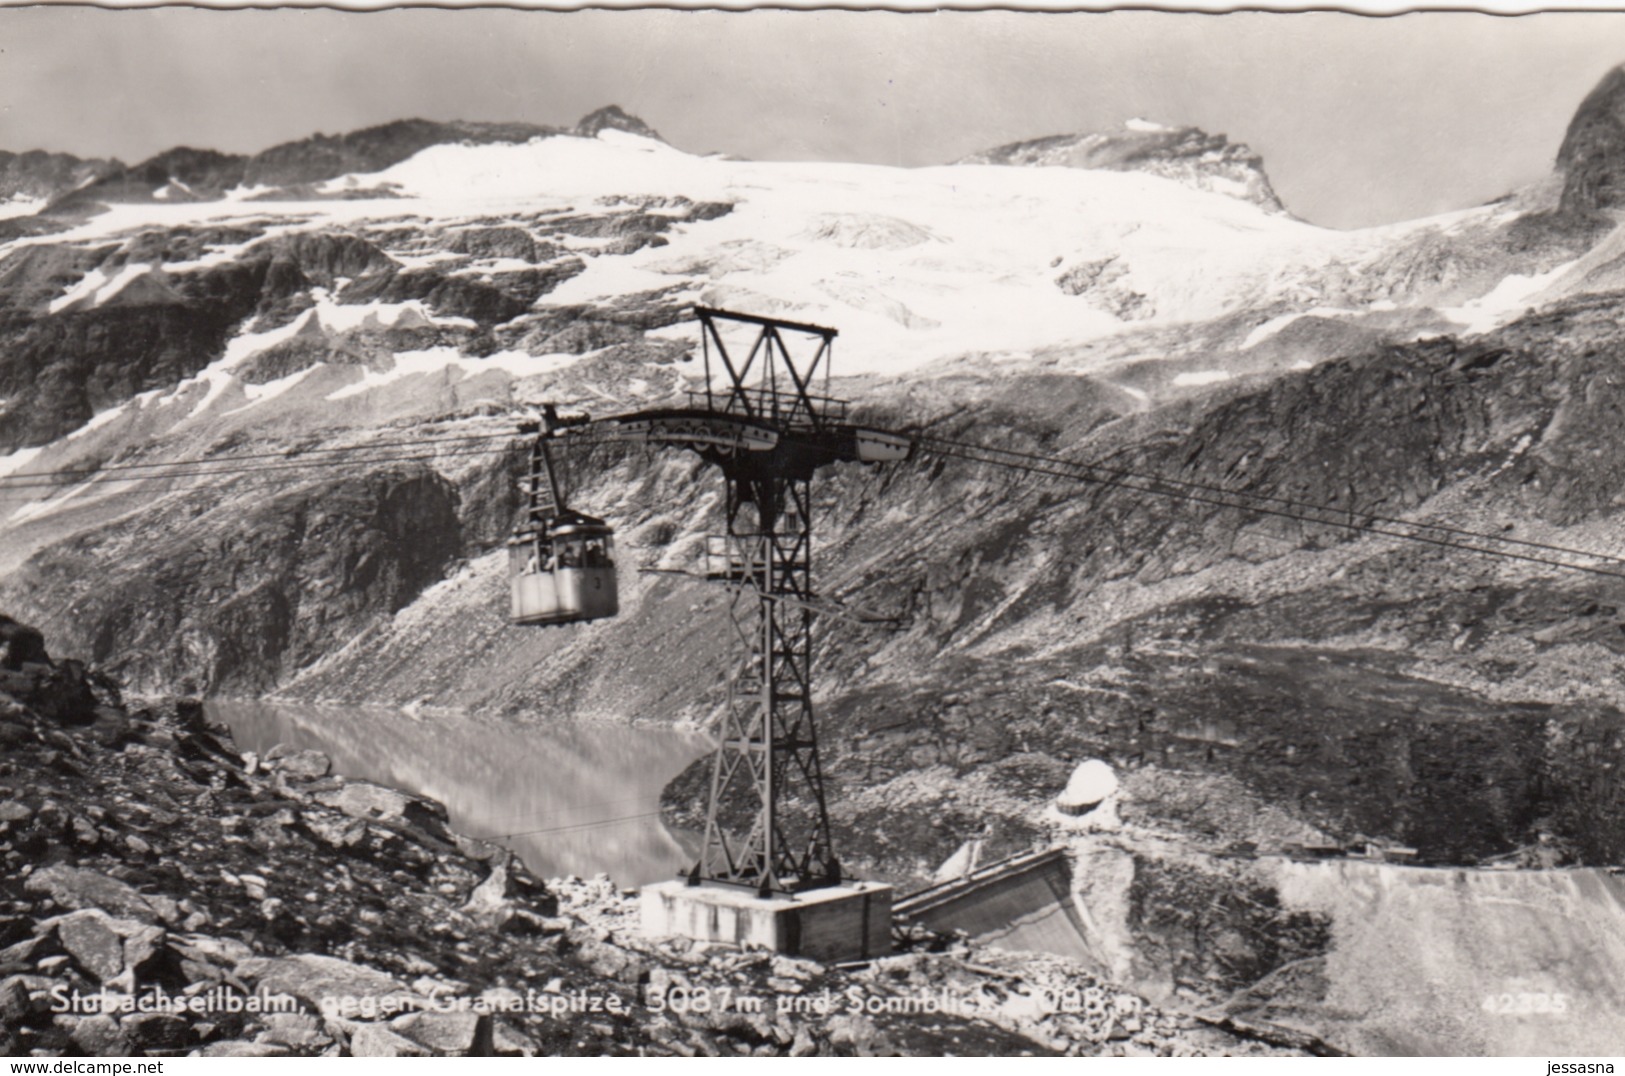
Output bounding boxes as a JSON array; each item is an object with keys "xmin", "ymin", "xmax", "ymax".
[
  {"xmin": 0, "ymin": 109, "xmax": 668, "ymax": 222},
  {"xmin": 7, "ymin": 65, "xmax": 1625, "ymax": 550},
  {"xmin": 0, "ymin": 105, "xmax": 1610, "ymax": 468},
  {"xmin": 956, "ymin": 118, "xmax": 1288, "ymax": 214},
  {"xmin": 0, "ymin": 150, "xmax": 119, "ymax": 210}
]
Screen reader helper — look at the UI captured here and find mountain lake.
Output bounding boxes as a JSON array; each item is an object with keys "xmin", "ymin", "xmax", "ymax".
[{"xmin": 207, "ymin": 699, "xmax": 714, "ymax": 888}]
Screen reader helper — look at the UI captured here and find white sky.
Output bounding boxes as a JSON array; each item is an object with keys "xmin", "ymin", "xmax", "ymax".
[{"xmin": 3, "ymin": 9, "xmax": 1625, "ymax": 227}]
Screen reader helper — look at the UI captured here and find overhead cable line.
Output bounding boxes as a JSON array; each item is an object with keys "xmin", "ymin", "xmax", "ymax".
[
  {"xmin": 3, "ymin": 414, "xmax": 1620, "ymax": 582},
  {"xmin": 918, "ymin": 433, "xmax": 1625, "ymax": 572},
  {"xmin": 0, "ymin": 429, "xmax": 520, "ymax": 489},
  {"xmin": 478, "ymin": 809, "xmax": 665, "ymax": 842},
  {"xmin": 918, "ymin": 436, "xmax": 1625, "ymax": 582},
  {"xmin": 469, "ymin": 792, "xmax": 656, "ymax": 833},
  {"xmin": 0, "ymin": 444, "xmax": 518, "ymax": 498},
  {"xmin": 0, "ymin": 435, "xmax": 634, "ymax": 501}
]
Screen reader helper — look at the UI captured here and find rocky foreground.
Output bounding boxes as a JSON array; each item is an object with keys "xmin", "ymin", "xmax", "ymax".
[{"xmin": 0, "ymin": 615, "xmax": 1303, "ymax": 1057}]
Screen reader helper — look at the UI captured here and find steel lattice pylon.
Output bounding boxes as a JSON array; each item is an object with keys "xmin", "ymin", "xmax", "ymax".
[
  {"xmin": 687, "ymin": 308, "xmax": 846, "ymax": 895},
  {"xmin": 520, "ymin": 307, "xmax": 911, "ymax": 895},
  {"xmin": 695, "ymin": 474, "xmax": 840, "ymax": 894}
]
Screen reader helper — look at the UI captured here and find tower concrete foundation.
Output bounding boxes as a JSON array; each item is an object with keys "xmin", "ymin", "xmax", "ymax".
[{"xmin": 639, "ymin": 879, "xmax": 893, "ymax": 964}]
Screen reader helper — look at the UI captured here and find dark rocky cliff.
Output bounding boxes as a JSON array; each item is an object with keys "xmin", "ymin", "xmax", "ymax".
[
  {"xmin": 0, "ymin": 468, "xmax": 462, "ymax": 696},
  {"xmin": 0, "ymin": 79, "xmax": 1621, "ymax": 1058},
  {"xmin": 242, "ymin": 119, "xmax": 560, "ymax": 190},
  {"xmin": 0, "ymin": 150, "xmax": 119, "ymax": 204},
  {"xmin": 1558, "ymin": 64, "xmax": 1625, "ymax": 214},
  {"xmin": 958, "ymin": 123, "xmax": 1286, "ymax": 213},
  {"xmin": 573, "ymin": 106, "xmax": 664, "ymax": 143}
]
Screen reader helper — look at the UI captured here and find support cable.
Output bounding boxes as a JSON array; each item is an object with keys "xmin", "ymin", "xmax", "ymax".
[
  {"xmin": 919, "ymin": 433, "xmax": 1625, "ymax": 571},
  {"xmin": 919, "ymin": 435, "xmax": 1625, "ymax": 582}
]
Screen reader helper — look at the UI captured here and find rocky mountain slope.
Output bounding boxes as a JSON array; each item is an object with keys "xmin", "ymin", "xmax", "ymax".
[
  {"xmin": 4, "ymin": 72, "xmax": 1625, "ymax": 1054},
  {"xmin": 1557, "ymin": 63, "xmax": 1625, "ymax": 215},
  {"xmin": 0, "ymin": 153, "xmax": 117, "ymax": 221},
  {"xmin": 0, "ymin": 616, "xmax": 1292, "ymax": 1058}
]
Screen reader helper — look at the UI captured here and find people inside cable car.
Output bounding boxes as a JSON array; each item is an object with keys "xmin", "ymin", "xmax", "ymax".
[
  {"xmin": 509, "ymin": 518, "xmax": 619, "ymax": 626},
  {"xmin": 584, "ymin": 538, "xmax": 612, "ymax": 568}
]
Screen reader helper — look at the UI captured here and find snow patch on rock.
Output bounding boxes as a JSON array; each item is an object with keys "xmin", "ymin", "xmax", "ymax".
[
  {"xmin": 1443, "ymin": 258, "xmax": 1579, "ymax": 335},
  {"xmin": 0, "ymin": 445, "xmax": 43, "ymax": 479},
  {"xmin": 48, "ymin": 263, "xmax": 155, "ymax": 314},
  {"xmin": 1173, "ymin": 370, "xmax": 1233, "ymax": 387},
  {"xmin": 0, "ymin": 195, "xmax": 44, "ymax": 220},
  {"xmin": 324, "ymin": 347, "xmax": 581, "ymax": 402}
]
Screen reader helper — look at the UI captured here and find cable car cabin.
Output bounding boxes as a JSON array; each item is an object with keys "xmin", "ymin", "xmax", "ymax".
[{"xmin": 509, "ymin": 516, "xmax": 619, "ymax": 626}]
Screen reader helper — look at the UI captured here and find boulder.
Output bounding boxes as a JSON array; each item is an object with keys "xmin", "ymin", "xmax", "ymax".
[
  {"xmin": 123, "ymin": 1011, "xmax": 191, "ymax": 1050},
  {"xmin": 302, "ymin": 813, "xmax": 366, "ymax": 849},
  {"xmin": 0, "ymin": 617, "xmax": 48, "ymax": 669},
  {"xmin": 451, "ymin": 833, "xmax": 504, "ymax": 862},
  {"xmin": 349, "ymin": 1023, "xmax": 431, "ymax": 1057},
  {"xmin": 27, "ymin": 661, "xmax": 100, "ymax": 725},
  {"xmin": 492, "ymin": 1019, "xmax": 538, "ymax": 1056},
  {"xmin": 273, "ymin": 750, "xmax": 331, "ymax": 780},
  {"xmin": 0, "ymin": 918, "xmax": 30, "ymax": 951},
  {"xmin": 255, "ymin": 1011, "xmax": 329, "ymax": 1049},
  {"xmin": 461, "ymin": 859, "xmax": 513, "ymax": 928},
  {"xmin": 0, "ymin": 976, "xmax": 35, "ymax": 1023},
  {"xmin": 0, "ymin": 933, "xmax": 60, "ymax": 968},
  {"xmin": 313, "ymin": 783, "xmax": 448, "ymax": 838},
  {"xmin": 25, "ymin": 865, "xmax": 173, "ymax": 923},
  {"xmin": 770, "ymin": 955, "xmax": 820, "ymax": 982},
  {"xmin": 0, "ymin": 667, "xmax": 43, "ymax": 701},
  {"xmin": 825, "ymin": 1013, "xmax": 893, "ymax": 1056},
  {"xmin": 172, "ymin": 699, "xmax": 210, "ymax": 735},
  {"xmin": 1057, "ymin": 759, "xmax": 1119, "ymax": 816},
  {"xmin": 54, "ymin": 911, "xmax": 124, "ymax": 981},
  {"xmin": 573, "ymin": 939, "xmax": 642, "ymax": 982},
  {"xmin": 86, "ymin": 706, "xmax": 130, "ymax": 747},
  {"xmin": 389, "ymin": 1010, "xmax": 493, "ymax": 1056},
  {"xmin": 932, "ymin": 838, "xmax": 984, "ymax": 882},
  {"xmin": 235, "ymin": 953, "xmax": 418, "ymax": 1015},
  {"xmin": 121, "ymin": 924, "xmax": 165, "ymax": 977},
  {"xmin": 66, "ymin": 1014, "xmax": 133, "ymax": 1056},
  {"xmin": 789, "ymin": 1026, "xmax": 820, "ymax": 1057},
  {"xmin": 496, "ymin": 908, "xmax": 555, "ymax": 937},
  {"xmin": 202, "ymin": 1040, "xmax": 289, "ymax": 1057}
]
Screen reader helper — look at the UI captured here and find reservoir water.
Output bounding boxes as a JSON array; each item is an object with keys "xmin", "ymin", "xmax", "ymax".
[{"xmin": 206, "ymin": 700, "xmax": 713, "ymax": 888}]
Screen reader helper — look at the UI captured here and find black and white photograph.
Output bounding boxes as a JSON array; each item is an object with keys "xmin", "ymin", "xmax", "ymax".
[{"xmin": 0, "ymin": 4, "xmax": 1623, "ymax": 1061}]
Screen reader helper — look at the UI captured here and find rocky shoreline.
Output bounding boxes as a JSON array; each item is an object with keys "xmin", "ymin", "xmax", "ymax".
[{"xmin": 0, "ymin": 615, "xmax": 1297, "ymax": 1057}]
